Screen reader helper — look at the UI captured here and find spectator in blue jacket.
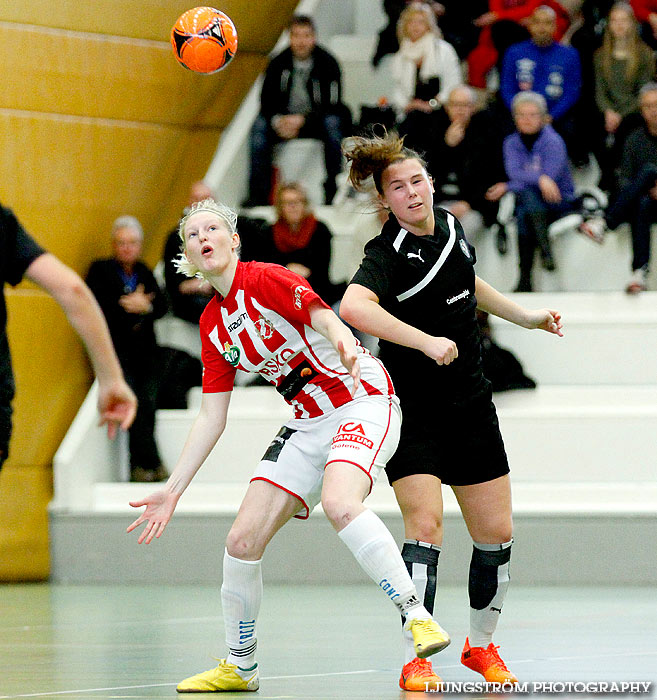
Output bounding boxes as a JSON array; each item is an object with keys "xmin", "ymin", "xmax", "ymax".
[
  {"xmin": 486, "ymin": 91, "xmax": 577, "ymax": 292},
  {"xmin": 500, "ymin": 5, "xmax": 584, "ymax": 163}
]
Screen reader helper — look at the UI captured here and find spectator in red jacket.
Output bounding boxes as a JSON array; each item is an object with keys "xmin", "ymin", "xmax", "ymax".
[{"xmin": 630, "ymin": 0, "xmax": 657, "ymax": 47}]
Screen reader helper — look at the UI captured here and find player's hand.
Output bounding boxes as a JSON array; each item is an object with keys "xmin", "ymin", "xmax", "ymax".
[
  {"xmin": 127, "ymin": 489, "xmax": 179, "ymax": 544},
  {"xmin": 525, "ymin": 308, "xmax": 563, "ymax": 337},
  {"xmin": 97, "ymin": 378, "xmax": 137, "ymax": 439},
  {"xmin": 337, "ymin": 340, "xmax": 361, "ymax": 397},
  {"xmin": 423, "ymin": 336, "xmax": 458, "ymax": 365}
]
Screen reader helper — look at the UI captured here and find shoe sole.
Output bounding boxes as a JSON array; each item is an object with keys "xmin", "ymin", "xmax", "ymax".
[{"xmin": 416, "ymin": 636, "xmax": 451, "ymax": 659}]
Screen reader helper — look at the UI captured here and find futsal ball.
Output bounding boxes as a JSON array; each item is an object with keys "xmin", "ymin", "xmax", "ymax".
[{"xmin": 171, "ymin": 7, "xmax": 238, "ymax": 74}]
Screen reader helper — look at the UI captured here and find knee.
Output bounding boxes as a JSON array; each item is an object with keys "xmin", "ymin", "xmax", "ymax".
[
  {"xmin": 321, "ymin": 493, "xmax": 358, "ymax": 530},
  {"xmin": 403, "ymin": 509, "xmax": 443, "ymax": 545},
  {"xmin": 225, "ymin": 525, "xmax": 264, "ymax": 561}
]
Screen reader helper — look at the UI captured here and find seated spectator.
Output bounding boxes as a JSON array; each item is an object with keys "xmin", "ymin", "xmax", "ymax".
[
  {"xmin": 630, "ymin": 0, "xmax": 657, "ymax": 48},
  {"xmin": 242, "ymin": 15, "xmax": 351, "ymax": 207},
  {"xmin": 582, "ymin": 83, "xmax": 657, "ymax": 293},
  {"xmin": 371, "ymin": 0, "xmax": 446, "ymax": 66},
  {"xmin": 86, "ymin": 216, "xmax": 168, "ymax": 482},
  {"xmin": 569, "ymin": 0, "xmax": 622, "ymax": 177},
  {"xmin": 438, "ymin": 0, "xmax": 489, "ymax": 59},
  {"xmin": 425, "ymin": 84, "xmax": 506, "ymax": 237},
  {"xmin": 593, "ymin": 2, "xmax": 655, "ymax": 192},
  {"xmin": 241, "ymin": 183, "xmax": 345, "ymax": 307},
  {"xmin": 467, "ymin": 0, "xmax": 570, "ymax": 88},
  {"xmin": 486, "ymin": 91, "xmax": 577, "ymax": 292},
  {"xmin": 391, "ymin": 2, "xmax": 462, "ymax": 158},
  {"xmin": 500, "ymin": 5, "xmax": 584, "ymax": 163}
]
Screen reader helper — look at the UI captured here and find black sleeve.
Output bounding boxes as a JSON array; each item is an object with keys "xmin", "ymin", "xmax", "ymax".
[
  {"xmin": 1, "ymin": 206, "xmax": 45, "ymax": 286},
  {"xmin": 350, "ymin": 236, "xmax": 398, "ymax": 302}
]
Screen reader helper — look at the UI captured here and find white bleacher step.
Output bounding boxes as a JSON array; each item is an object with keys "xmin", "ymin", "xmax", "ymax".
[
  {"xmin": 489, "ymin": 291, "xmax": 657, "ymax": 384},
  {"xmin": 154, "ymin": 385, "xmax": 657, "ymax": 486},
  {"xmin": 93, "ymin": 480, "xmax": 657, "ymax": 517}
]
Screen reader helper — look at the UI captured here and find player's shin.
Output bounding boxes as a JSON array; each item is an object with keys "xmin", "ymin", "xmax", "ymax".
[
  {"xmin": 221, "ymin": 550, "xmax": 262, "ymax": 670},
  {"xmin": 468, "ymin": 540, "xmax": 512, "ymax": 647}
]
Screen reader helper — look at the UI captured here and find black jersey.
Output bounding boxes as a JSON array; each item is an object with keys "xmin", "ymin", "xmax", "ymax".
[{"xmin": 351, "ymin": 207, "xmax": 489, "ymax": 405}]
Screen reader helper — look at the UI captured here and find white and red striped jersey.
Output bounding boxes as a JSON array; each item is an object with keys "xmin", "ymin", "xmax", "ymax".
[{"xmin": 199, "ymin": 261, "xmax": 394, "ymax": 418}]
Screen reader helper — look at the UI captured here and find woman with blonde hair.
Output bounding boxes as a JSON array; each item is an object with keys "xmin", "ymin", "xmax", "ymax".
[
  {"xmin": 594, "ymin": 2, "xmax": 655, "ymax": 190},
  {"xmin": 128, "ymin": 198, "xmax": 451, "ymax": 693},
  {"xmin": 390, "ymin": 2, "xmax": 462, "ymax": 156},
  {"xmin": 340, "ymin": 131, "xmax": 563, "ymax": 690}
]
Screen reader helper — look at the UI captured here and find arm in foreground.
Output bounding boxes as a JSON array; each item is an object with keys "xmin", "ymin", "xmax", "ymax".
[
  {"xmin": 340, "ymin": 283, "xmax": 458, "ymax": 365},
  {"xmin": 25, "ymin": 253, "xmax": 137, "ymax": 437},
  {"xmin": 126, "ymin": 391, "xmax": 231, "ymax": 544},
  {"xmin": 309, "ymin": 302, "xmax": 361, "ymax": 396},
  {"xmin": 475, "ymin": 276, "xmax": 563, "ymax": 336}
]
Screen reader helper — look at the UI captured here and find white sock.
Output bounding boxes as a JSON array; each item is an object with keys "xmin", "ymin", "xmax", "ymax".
[
  {"xmin": 337, "ymin": 509, "xmax": 430, "ymax": 619},
  {"xmin": 221, "ymin": 549, "xmax": 262, "ymax": 669},
  {"xmin": 468, "ymin": 540, "xmax": 512, "ymax": 648}
]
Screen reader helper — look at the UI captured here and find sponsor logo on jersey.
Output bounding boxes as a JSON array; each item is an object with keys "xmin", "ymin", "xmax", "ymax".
[
  {"xmin": 221, "ymin": 341, "xmax": 241, "ymax": 367},
  {"xmin": 407, "ymin": 249, "xmax": 424, "ymax": 263},
  {"xmin": 293, "ymin": 284, "xmax": 307, "ymax": 310},
  {"xmin": 459, "ymin": 239, "xmax": 471, "ymax": 259},
  {"xmin": 260, "ymin": 347, "xmax": 296, "ymax": 377},
  {"xmin": 446, "ymin": 289, "xmax": 470, "ymax": 305},
  {"xmin": 255, "ymin": 314, "xmax": 274, "ymax": 340},
  {"xmin": 332, "ymin": 421, "xmax": 374, "ymax": 449},
  {"xmin": 227, "ymin": 311, "xmax": 248, "ymax": 333}
]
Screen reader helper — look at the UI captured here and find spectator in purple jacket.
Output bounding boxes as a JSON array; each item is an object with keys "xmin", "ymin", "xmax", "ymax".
[{"xmin": 486, "ymin": 91, "xmax": 577, "ymax": 292}]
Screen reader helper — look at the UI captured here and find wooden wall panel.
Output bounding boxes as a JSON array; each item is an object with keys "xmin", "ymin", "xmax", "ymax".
[
  {"xmin": 0, "ymin": 24, "xmax": 267, "ymax": 127},
  {"xmin": 0, "ymin": 111, "xmax": 222, "ymax": 270},
  {"xmin": 0, "ymin": 0, "xmax": 295, "ymax": 581},
  {"xmin": 0, "ymin": 0, "xmax": 299, "ymax": 51}
]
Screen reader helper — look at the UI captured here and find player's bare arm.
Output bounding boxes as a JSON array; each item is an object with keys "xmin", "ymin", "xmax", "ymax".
[
  {"xmin": 309, "ymin": 303, "xmax": 361, "ymax": 395},
  {"xmin": 474, "ymin": 276, "xmax": 563, "ymax": 337},
  {"xmin": 127, "ymin": 391, "xmax": 231, "ymax": 544},
  {"xmin": 341, "ymin": 284, "xmax": 458, "ymax": 365},
  {"xmin": 25, "ymin": 253, "xmax": 137, "ymax": 436}
]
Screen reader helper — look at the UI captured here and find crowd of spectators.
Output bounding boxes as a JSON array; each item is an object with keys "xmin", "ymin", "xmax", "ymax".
[{"xmin": 240, "ymin": 4, "xmax": 657, "ymax": 294}]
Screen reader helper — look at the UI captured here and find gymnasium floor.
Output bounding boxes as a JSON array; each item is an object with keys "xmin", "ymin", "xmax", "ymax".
[{"xmin": 1, "ymin": 583, "xmax": 655, "ymax": 699}]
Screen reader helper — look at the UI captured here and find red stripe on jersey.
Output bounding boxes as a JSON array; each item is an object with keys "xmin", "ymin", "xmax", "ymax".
[
  {"xmin": 250, "ymin": 476, "xmax": 310, "ymax": 519},
  {"xmin": 313, "ymin": 374, "xmax": 354, "ymax": 409},
  {"xmin": 372, "ymin": 355, "xmax": 395, "ymax": 395},
  {"xmin": 291, "ymin": 388, "xmax": 323, "ymax": 419},
  {"xmin": 360, "ymin": 378, "xmax": 384, "ymax": 397},
  {"xmin": 235, "ymin": 325, "xmax": 265, "ymax": 368}
]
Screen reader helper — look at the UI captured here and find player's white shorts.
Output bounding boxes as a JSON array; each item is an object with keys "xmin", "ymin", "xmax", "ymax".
[{"xmin": 251, "ymin": 394, "xmax": 401, "ymax": 519}]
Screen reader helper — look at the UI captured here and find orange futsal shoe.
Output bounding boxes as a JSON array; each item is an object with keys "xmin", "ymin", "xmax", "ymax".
[
  {"xmin": 461, "ymin": 638, "xmax": 518, "ymax": 684},
  {"xmin": 399, "ymin": 657, "xmax": 443, "ymax": 692}
]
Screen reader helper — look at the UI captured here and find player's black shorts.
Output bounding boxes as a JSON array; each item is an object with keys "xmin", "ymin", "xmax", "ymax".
[{"xmin": 385, "ymin": 393, "xmax": 509, "ymax": 486}]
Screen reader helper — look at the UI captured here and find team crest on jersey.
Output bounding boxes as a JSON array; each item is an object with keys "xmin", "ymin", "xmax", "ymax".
[
  {"xmin": 459, "ymin": 239, "xmax": 471, "ymax": 259},
  {"xmin": 221, "ymin": 341, "xmax": 241, "ymax": 367},
  {"xmin": 255, "ymin": 315, "xmax": 274, "ymax": 340}
]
